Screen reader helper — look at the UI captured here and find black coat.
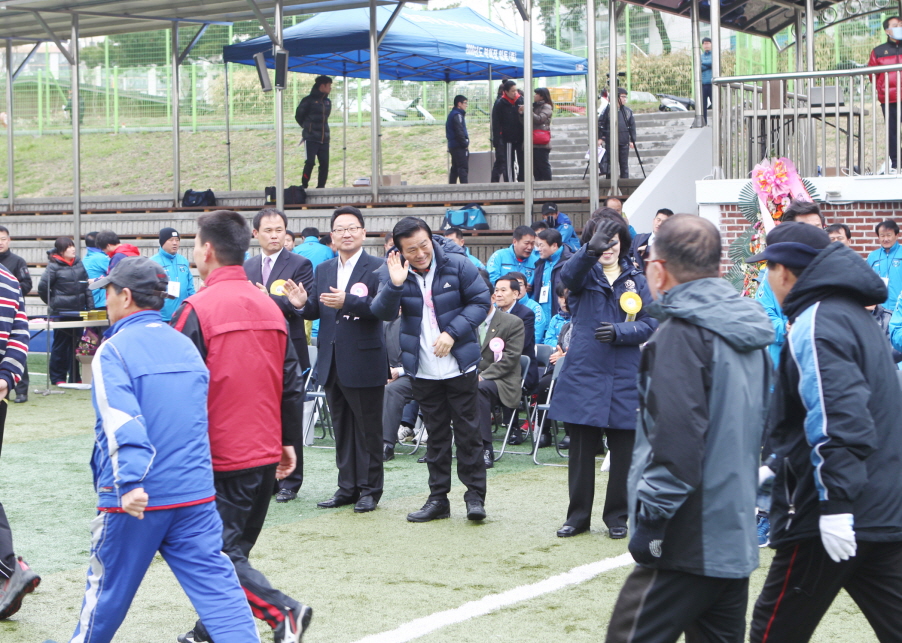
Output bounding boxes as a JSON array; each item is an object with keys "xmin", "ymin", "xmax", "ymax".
[
  {"xmin": 38, "ymin": 255, "xmax": 92, "ymax": 315},
  {"xmin": 0, "ymin": 250, "xmax": 31, "ymax": 296},
  {"xmin": 492, "ymin": 94, "xmax": 524, "ymax": 145},
  {"xmin": 295, "ymin": 88, "xmax": 332, "ymax": 145},
  {"xmin": 767, "ymin": 243, "xmax": 902, "ymax": 547},
  {"xmin": 598, "ymin": 103, "xmax": 636, "ymax": 147},
  {"xmin": 301, "ymin": 250, "xmax": 387, "ymax": 388},
  {"xmin": 245, "ymin": 250, "xmax": 314, "ymax": 371}
]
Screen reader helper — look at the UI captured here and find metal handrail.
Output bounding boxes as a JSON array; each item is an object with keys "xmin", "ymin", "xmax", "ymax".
[{"xmin": 713, "ymin": 63, "xmax": 902, "ymax": 85}]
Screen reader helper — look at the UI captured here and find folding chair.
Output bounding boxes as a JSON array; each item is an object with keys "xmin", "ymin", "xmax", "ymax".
[
  {"xmin": 530, "ymin": 355, "xmax": 568, "ymax": 466},
  {"xmin": 304, "ymin": 345, "xmax": 335, "ymax": 449},
  {"xmin": 493, "ymin": 355, "xmax": 532, "ymax": 461},
  {"xmin": 535, "ymin": 344, "xmax": 554, "ymax": 373}
]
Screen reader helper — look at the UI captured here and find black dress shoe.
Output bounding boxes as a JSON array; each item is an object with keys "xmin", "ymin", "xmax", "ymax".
[
  {"xmin": 383, "ymin": 444, "xmax": 395, "ymax": 462},
  {"xmin": 466, "ymin": 500, "xmax": 486, "ymax": 521},
  {"xmin": 483, "ymin": 449, "xmax": 494, "ymax": 469},
  {"xmin": 317, "ymin": 495, "xmax": 358, "ymax": 509},
  {"xmin": 608, "ymin": 527, "xmax": 628, "ymax": 539},
  {"xmin": 275, "ymin": 489, "xmax": 297, "ymax": 503},
  {"xmin": 13, "ymin": 395, "xmax": 26, "ymax": 403},
  {"xmin": 354, "ymin": 496, "xmax": 377, "ymax": 513},
  {"xmin": 557, "ymin": 525, "xmax": 589, "ymax": 538},
  {"xmin": 508, "ymin": 428, "xmax": 526, "ymax": 445},
  {"xmin": 559, "ymin": 435, "xmax": 571, "ymax": 450},
  {"xmin": 538, "ymin": 432, "xmax": 551, "ymax": 448},
  {"xmin": 407, "ymin": 499, "xmax": 451, "ymax": 522},
  {"xmin": 417, "ymin": 455, "xmax": 427, "ymax": 463}
]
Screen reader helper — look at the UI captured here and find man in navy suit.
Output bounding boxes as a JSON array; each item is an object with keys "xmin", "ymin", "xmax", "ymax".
[
  {"xmin": 284, "ymin": 206, "xmax": 387, "ymax": 513},
  {"xmin": 244, "ymin": 208, "xmax": 314, "ymax": 503}
]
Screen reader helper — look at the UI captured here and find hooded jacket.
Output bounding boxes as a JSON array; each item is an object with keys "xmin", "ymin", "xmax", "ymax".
[
  {"xmin": 767, "ymin": 243, "xmax": 902, "ymax": 548},
  {"xmin": 629, "ymin": 277, "xmax": 772, "ymax": 578},
  {"xmin": 371, "ymin": 236, "xmax": 491, "ymax": 377},
  {"xmin": 38, "ymin": 253, "xmax": 92, "ymax": 315},
  {"xmin": 295, "ymin": 87, "xmax": 332, "ymax": 144}
]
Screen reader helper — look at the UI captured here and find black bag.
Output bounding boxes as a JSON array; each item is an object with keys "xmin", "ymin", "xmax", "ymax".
[
  {"xmin": 265, "ymin": 185, "xmax": 307, "ymax": 206},
  {"xmin": 440, "ymin": 203, "xmax": 489, "ymax": 231},
  {"xmin": 181, "ymin": 189, "xmax": 216, "ymax": 208}
]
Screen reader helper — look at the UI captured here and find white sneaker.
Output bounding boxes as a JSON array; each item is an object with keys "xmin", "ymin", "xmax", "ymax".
[{"xmin": 397, "ymin": 426, "xmax": 415, "ymax": 442}]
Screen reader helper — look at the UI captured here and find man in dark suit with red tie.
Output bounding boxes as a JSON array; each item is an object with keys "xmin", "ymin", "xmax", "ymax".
[
  {"xmin": 284, "ymin": 206, "xmax": 387, "ymax": 513},
  {"xmin": 244, "ymin": 208, "xmax": 314, "ymax": 503}
]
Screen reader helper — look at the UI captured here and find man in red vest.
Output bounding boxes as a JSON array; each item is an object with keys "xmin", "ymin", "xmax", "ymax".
[{"xmin": 171, "ymin": 210, "xmax": 312, "ymax": 643}]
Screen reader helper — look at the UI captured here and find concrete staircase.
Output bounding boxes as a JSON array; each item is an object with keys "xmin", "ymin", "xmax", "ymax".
[{"xmin": 549, "ymin": 112, "xmax": 696, "ymax": 181}]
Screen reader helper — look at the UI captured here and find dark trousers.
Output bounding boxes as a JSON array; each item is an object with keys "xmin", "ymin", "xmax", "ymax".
[
  {"xmin": 49, "ymin": 321, "xmax": 80, "ymax": 384},
  {"xmin": 325, "ymin": 362, "xmax": 384, "ymax": 502},
  {"xmin": 276, "ymin": 338, "xmax": 308, "ymax": 494},
  {"xmin": 491, "ymin": 144, "xmax": 506, "ymax": 182},
  {"xmin": 881, "ymin": 102, "xmax": 898, "ymax": 169},
  {"xmin": 477, "ymin": 378, "xmax": 502, "ymax": 452},
  {"xmin": 302, "ymin": 140, "xmax": 329, "ymax": 189},
  {"xmin": 12, "ymin": 363, "xmax": 27, "ymax": 398},
  {"xmin": 563, "ymin": 423, "xmax": 633, "ymax": 530},
  {"xmin": 606, "ymin": 565, "xmax": 749, "ymax": 643},
  {"xmin": 205, "ymin": 464, "xmax": 300, "ymax": 631},
  {"xmin": 750, "ymin": 539, "xmax": 902, "ymax": 643},
  {"xmin": 534, "ymin": 147, "xmax": 552, "ymax": 181},
  {"xmin": 411, "ymin": 371, "xmax": 487, "ymax": 504},
  {"xmin": 0, "ymin": 402, "xmax": 12, "ymax": 578},
  {"xmin": 449, "ymin": 147, "xmax": 469, "ymax": 184},
  {"xmin": 602, "ymin": 142, "xmax": 631, "ymax": 179},
  {"xmin": 702, "ymin": 83, "xmax": 713, "ymax": 124},
  {"xmin": 504, "ymin": 142, "xmax": 525, "ymax": 182},
  {"xmin": 383, "ymin": 375, "xmax": 414, "ymax": 445}
]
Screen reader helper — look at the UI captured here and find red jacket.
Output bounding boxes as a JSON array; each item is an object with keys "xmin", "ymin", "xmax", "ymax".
[
  {"xmin": 171, "ymin": 265, "xmax": 303, "ymax": 472},
  {"xmin": 106, "ymin": 243, "xmax": 142, "ymax": 273},
  {"xmin": 868, "ymin": 39, "xmax": 902, "ymax": 103}
]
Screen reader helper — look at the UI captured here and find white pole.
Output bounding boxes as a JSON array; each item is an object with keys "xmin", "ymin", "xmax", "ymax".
[
  {"xmin": 343, "ymin": 74, "xmax": 348, "ymax": 187},
  {"xmin": 691, "ymin": 0, "xmax": 705, "ymax": 128},
  {"xmin": 5, "ymin": 41, "xmax": 14, "ymax": 213},
  {"xmin": 72, "ymin": 15, "xmax": 81, "ymax": 252},
  {"xmin": 586, "ymin": 0, "xmax": 599, "ymax": 211},
  {"xmin": 275, "ymin": 0, "xmax": 284, "ymax": 212},
  {"xmin": 171, "ymin": 24, "xmax": 180, "ymax": 207},
  {"xmin": 710, "ymin": 0, "xmax": 722, "ymax": 177},
  {"xmin": 369, "ymin": 0, "xmax": 380, "ymax": 203},
  {"xmin": 608, "ymin": 0, "xmax": 619, "ymax": 194},
  {"xmin": 523, "ymin": 0, "xmax": 533, "ymax": 225}
]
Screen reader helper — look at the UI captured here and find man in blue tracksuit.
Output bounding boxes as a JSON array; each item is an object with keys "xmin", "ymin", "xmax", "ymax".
[
  {"xmin": 83, "ymin": 231, "xmax": 111, "ymax": 308},
  {"xmin": 867, "ymin": 219, "xmax": 902, "ymax": 311},
  {"xmin": 486, "ymin": 225, "xmax": 539, "ymax": 287},
  {"xmin": 62, "ymin": 257, "xmax": 258, "ymax": 643},
  {"xmin": 150, "ymin": 227, "xmax": 195, "ymax": 322},
  {"xmin": 540, "ymin": 203, "xmax": 581, "ymax": 252},
  {"xmin": 533, "ymin": 228, "xmax": 573, "ymax": 324},
  {"xmin": 293, "ymin": 226, "xmax": 335, "ymax": 270}
]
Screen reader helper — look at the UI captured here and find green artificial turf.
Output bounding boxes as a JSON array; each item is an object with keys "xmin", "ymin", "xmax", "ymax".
[{"xmin": 0, "ymin": 385, "xmax": 879, "ymax": 643}]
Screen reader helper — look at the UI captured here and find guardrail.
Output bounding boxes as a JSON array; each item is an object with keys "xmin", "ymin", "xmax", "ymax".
[{"xmin": 712, "ymin": 63, "xmax": 902, "ymax": 180}]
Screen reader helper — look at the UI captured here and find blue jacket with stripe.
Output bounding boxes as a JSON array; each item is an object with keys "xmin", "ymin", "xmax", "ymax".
[
  {"xmin": 91, "ymin": 309, "xmax": 215, "ymax": 510},
  {"xmin": 767, "ymin": 243, "xmax": 902, "ymax": 547}
]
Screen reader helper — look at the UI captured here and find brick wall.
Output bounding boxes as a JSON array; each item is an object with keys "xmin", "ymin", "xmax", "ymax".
[{"xmin": 719, "ymin": 201, "xmax": 902, "ymax": 272}]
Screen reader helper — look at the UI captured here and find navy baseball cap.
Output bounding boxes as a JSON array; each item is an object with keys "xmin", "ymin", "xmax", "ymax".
[{"xmin": 746, "ymin": 222, "xmax": 831, "ymax": 269}]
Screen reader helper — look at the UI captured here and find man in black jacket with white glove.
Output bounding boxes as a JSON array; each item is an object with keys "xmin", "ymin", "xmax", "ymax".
[
  {"xmin": 748, "ymin": 223, "xmax": 902, "ymax": 643},
  {"xmin": 295, "ymin": 75, "xmax": 332, "ymax": 189},
  {"xmin": 0, "ymin": 227, "xmax": 31, "ymax": 403},
  {"xmin": 606, "ymin": 215, "xmax": 773, "ymax": 643},
  {"xmin": 446, "ymin": 95, "xmax": 469, "ymax": 184}
]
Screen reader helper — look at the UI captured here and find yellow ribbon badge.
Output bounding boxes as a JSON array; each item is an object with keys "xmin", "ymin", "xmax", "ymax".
[
  {"xmin": 269, "ymin": 279, "xmax": 287, "ymax": 296},
  {"xmin": 620, "ymin": 292, "xmax": 642, "ymax": 322}
]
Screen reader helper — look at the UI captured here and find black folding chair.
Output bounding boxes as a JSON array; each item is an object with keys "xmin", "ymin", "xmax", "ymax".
[
  {"xmin": 530, "ymin": 355, "xmax": 568, "ymax": 466},
  {"xmin": 304, "ymin": 345, "xmax": 335, "ymax": 449},
  {"xmin": 493, "ymin": 355, "xmax": 533, "ymax": 461}
]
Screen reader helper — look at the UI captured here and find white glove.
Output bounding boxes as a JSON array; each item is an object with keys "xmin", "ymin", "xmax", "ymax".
[
  {"xmin": 819, "ymin": 513, "xmax": 857, "ymax": 563},
  {"xmin": 758, "ymin": 465, "xmax": 775, "ymax": 487}
]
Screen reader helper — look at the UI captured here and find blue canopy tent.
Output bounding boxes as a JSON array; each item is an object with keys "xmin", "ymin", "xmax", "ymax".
[{"xmin": 222, "ymin": 6, "xmax": 588, "ymax": 80}]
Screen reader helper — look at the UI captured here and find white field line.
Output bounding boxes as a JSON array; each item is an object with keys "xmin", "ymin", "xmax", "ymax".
[{"xmin": 350, "ymin": 553, "xmax": 635, "ymax": 643}]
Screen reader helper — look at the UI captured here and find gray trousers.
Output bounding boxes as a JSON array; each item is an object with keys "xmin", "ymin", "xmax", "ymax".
[{"xmin": 383, "ymin": 375, "xmax": 414, "ymax": 445}]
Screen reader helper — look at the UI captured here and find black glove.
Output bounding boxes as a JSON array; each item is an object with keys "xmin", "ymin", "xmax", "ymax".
[
  {"xmin": 586, "ymin": 218, "xmax": 621, "ymax": 257},
  {"xmin": 594, "ymin": 322, "xmax": 617, "ymax": 344},
  {"xmin": 628, "ymin": 506, "xmax": 667, "ymax": 566}
]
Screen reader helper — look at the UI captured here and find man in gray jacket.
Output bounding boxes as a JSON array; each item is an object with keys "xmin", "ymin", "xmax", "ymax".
[{"xmin": 606, "ymin": 215, "xmax": 773, "ymax": 643}]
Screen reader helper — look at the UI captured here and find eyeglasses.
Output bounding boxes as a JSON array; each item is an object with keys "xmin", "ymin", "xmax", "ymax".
[{"xmin": 333, "ymin": 226, "xmax": 362, "ymax": 236}]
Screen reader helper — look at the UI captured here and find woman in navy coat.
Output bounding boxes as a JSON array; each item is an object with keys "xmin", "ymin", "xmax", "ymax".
[{"xmin": 549, "ymin": 213, "xmax": 656, "ymax": 539}]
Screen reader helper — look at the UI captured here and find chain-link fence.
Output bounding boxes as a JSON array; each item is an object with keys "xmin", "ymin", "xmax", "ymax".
[{"xmin": 0, "ymin": 5, "xmax": 898, "ymax": 196}]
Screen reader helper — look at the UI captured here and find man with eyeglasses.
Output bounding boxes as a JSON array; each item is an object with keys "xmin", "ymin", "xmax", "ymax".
[
  {"xmin": 283, "ymin": 207, "xmax": 387, "ymax": 514},
  {"xmin": 867, "ymin": 219, "xmax": 902, "ymax": 311}
]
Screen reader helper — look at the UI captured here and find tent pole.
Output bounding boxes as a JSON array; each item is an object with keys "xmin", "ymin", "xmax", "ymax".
[
  {"xmin": 690, "ymin": 0, "xmax": 705, "ymax": 128},
  {"xmin": 274, "ymin": 0, "xmax": 284, "ymax": 212},
  {"xmin": 488, "ymin": 64, "xmax": 494, "ymax": 177},
  {"xmin": 343, "ymin": 74, "xmax": 348, "ymax": 187},
  {"xmin": 171, "ymin": 23, "xmax": 180, "ymax": 207},
  {"xmin": 225, "ymin": 61, "xmax": 232, "ymax": 191},
  {"xmin": 5, "ymin": 40, "xmax": 14, "ymax": 213},
  {"xmin": 608, "ymin": 0, "xmax": 618, "ymax": 196},
  {"xmin": 72, "ymin": 15, "xmax": 81, "ymax": 252},
  {"xmin": 369, "ymin": 0, "xmax": 380, "ymax": 203},
  {"xmin": 710, "ymin": 0, "xmax": 722, "ymax": 177},
  {"xmin": 586, "ymin": 0, "xmax": 599, "ymax": 211},
  {"xmin": 523, "ymin": 0, "xmax": 533, "ymax": 225},
  {"xmin": 805, "ymin": 0, "xmax": 814, "ymax": 72},
  {"xmin": 445, "ymin": 80, "xmax": 450, "ymax": 179}
]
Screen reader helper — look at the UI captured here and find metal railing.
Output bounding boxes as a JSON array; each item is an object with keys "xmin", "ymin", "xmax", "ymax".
[{"xmin": 712, "ymin": 63, "xmax": 902, "ymax": 179}]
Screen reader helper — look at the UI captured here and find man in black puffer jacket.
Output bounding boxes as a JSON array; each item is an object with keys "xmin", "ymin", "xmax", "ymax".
[
  {"xmin": 295, "ymin": 75, "xmax": 332, "ymax": 189},
  {"xmin": 372, "ymin": 218, "xmax": 491, "ymax": 523},
  {"xmin": 749, "ymin": 223, "xmax": 902, "ymax": 643}
]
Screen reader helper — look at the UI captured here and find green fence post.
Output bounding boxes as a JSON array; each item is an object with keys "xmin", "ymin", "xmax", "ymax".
[
  {"xmin": 37, "ymin": 69, "xmax": 43, "ymax": 136},
  {"xmin": 228, "ymin": 26, "xmax": 234, "ymax": 125},
  {"xmin": 625, "ymin": 8, "xmax": 632, "ymax": 94},
  {"xmin": 114, "ymin": 66, "xmax": 119, "ymax": 133},
  {"xmin": 166, "ymin": 35, "xmax": 171, "ymax": 122},
  {"xmin": 104, "ymin": 37, "xmax": 110, "ymax": 129},
  {"xmin": 357, "ymin": 78, "xmax": 362, "ymax": 127},
  {"xmin": 191, "ymin": 62, "xmax": 197, "ymax": 133}
]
